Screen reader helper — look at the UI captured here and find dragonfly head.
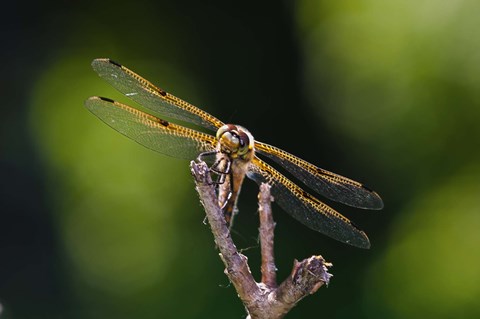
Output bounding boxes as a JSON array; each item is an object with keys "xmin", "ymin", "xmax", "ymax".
[{"xmin": 216, "ymin": 124, "xmax": 254, "ymax": 160}]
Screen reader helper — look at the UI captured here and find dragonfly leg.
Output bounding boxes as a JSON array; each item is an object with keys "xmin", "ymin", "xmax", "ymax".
[
  {"xmin": 210, "ymin": 157, "xmax": 231, "ymax": 185},
  {"xmin": 198, "ymin": 151, "xmax": 236, "ymax": 226},
  {"xmin": 197, "ymin": 150, "xmax": 217, "ymax": 163},
  {"xmin": 219, "ymin": 190, "xmax": 233, "ymax": 210},
  {"xmin": 197, "ymin": 151, "xmax": 224, "ymax": 184},
  {"xmin": 198, "ymin": 151, "xmax": 231, "ymax": 185}
]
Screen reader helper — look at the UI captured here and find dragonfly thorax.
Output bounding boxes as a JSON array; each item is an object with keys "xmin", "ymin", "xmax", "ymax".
[{"xmin": 216, "ymin": 124, "xmax": 255, "ymax": 161}]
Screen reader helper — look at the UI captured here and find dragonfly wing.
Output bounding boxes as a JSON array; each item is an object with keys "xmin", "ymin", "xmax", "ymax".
[
  {"xmin": 247, "ymin": 156, "xmax": 370, "ymax": 249},
  {"xmin": 255, "ymin": 142, "xmax": 383, "ymax": 210},
  {"xmin": 85, "ymin": 96, "xmax": 217, "ymax": 160},
  {"xmin": 91, "ymin": 58, "xmax": 224, "ymax": 132}
]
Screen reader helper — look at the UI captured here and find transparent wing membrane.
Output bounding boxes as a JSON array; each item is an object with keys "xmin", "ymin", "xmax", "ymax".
[
  {"xmin": 247, "ymin": 157, "xmax": 370, "ymax": 249},
  {"xmin": 255, "ymin": 142, "xmax": 383, "ymax": 210},
  {"xmin": 85, "ymin": 97, "xmax": 217, "ymax": 160},
  {"xmin": 91, "ymin": 58, "xmax": 224, "ymax": 131}
]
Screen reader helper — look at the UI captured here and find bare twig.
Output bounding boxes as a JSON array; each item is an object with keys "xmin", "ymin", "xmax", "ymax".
[
  {"xmin": 190, "ymin": 161, "xmax": 258, "ymax": 304},
  {"xmin": 258, "ymin": 183, "xmax": 277, "ymax": 288},
  {"xmin": 190, "ymin": 161, "xmax": 332, "ymax": 319}
]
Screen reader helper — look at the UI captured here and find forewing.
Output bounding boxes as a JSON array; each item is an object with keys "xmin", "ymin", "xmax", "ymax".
[
  {"xmin": 91, "ymin": 58, "xmax": 224, "ymax": 131},
  {"xmin": 85, "ymin": 96, "xmax": 217, "ymax": 160},
  {"xmin": 255, "ymin": 142, "xmax": 383, "ymax": 210},
  {"xmin": 247, "ymin": 156, "xmax": 370, "ymax": 249}
]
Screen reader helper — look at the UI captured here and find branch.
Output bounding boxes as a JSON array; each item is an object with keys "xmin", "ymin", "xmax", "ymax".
[
  {"xmin": 258, "ymin": 183, "xmax": 277, "ymax": 288},
  {"xmin": 190, "ymin": 161, "xmax": 258, "ymax": 303},
  {"xmin": 190, "ymin": 160, "xmax": 332, "ymax": 319}
]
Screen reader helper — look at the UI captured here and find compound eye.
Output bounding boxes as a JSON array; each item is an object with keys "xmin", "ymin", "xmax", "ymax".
[
  {"xmin": 216, "ymin": 124, "xmax": 236, "ymax": 140},
  {"xmin": 237, "ymin": 132, "xmax": 251, "ymax": 156}
]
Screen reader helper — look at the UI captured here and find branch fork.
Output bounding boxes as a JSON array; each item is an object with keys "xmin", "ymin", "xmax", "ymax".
[{"xmin": 190, "ymin": 161, "xmax": 332, "ymax": 319}]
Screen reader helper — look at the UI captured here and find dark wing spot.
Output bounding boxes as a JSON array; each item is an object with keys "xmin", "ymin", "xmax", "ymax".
[
  {"xmin": 158, "ymin": 89, "xmax": 167, "ymax": 96},
  {"xmin": 157, "ymin": 118, "xmax": 169, "ymax": 127},
  {"xmin": 99, "ymin": 97, "xmax": 115, "ymax": 103},
  {"xmin": 108, "ymin": 59, "xmax": 122, "ymax": 68}
]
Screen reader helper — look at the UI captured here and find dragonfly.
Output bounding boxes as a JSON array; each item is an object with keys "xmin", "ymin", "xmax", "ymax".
[{"xmin": 85, "ymin": 58, "xmax": 383, "ymax": 249}]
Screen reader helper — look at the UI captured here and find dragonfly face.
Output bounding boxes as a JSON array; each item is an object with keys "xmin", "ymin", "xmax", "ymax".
[
  {"xmin": 85, "ymin": 58, "xmax": 383, "ymax": 249},
  {"xmin": 216, "ymin": 124, "xmax": 254, "ymax": 160}
]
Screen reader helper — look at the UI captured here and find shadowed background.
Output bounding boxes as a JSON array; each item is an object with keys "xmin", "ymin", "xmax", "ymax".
[{"xmin": 1, "ymin": 0, "xmax": 480, "ymax": 318}]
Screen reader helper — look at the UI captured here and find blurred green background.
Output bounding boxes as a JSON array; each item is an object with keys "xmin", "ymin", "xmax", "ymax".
[{"xmin": 2, "ymin": 0, "xmax": 480, "ymax": 318}]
